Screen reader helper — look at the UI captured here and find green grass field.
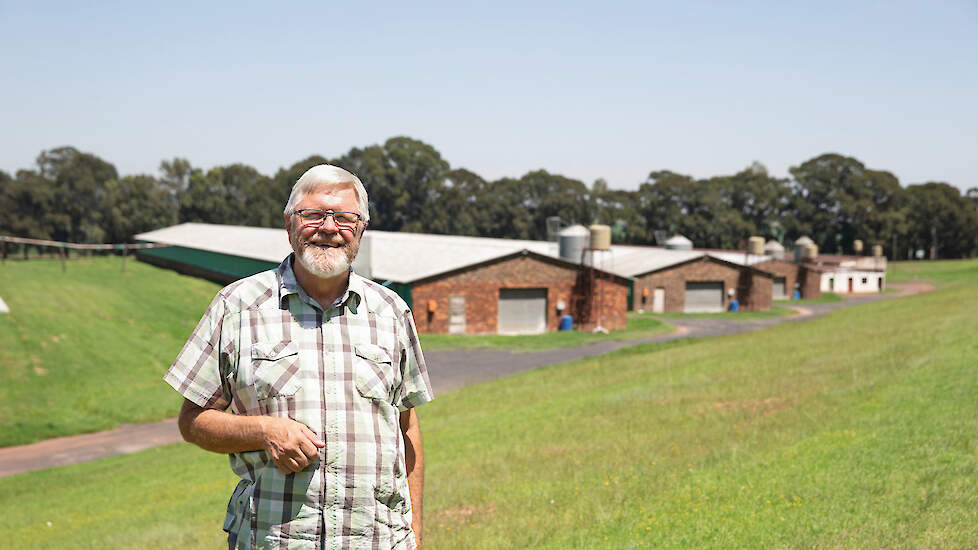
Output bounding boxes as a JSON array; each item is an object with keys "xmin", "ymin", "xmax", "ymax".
[
  {"xmin": 646, "ymin": 303, "xmax": 797, "ymax": 321},
  {"xmin": 1, "ymin": 259, "xmax": 975, "ymax": 548},
  {"xmin": 0, "ymin": 257, "xmax": 221, "ymax": 446},
  {"xmin": 775, "ymin": 291, "xmax": 844, "ymax": 305},
  {"xmin": 420, "ymin": 315, "xmax": 672, "ymax": 351}
]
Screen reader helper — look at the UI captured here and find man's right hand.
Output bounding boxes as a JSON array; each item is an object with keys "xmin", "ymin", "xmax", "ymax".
[
  {"xmin": 178, "ymin": 399, "xmax": 326, "ymax": 475},
  {"xmin": 260, "ymin": 416, "xmax": 326, "ymax": 474}
]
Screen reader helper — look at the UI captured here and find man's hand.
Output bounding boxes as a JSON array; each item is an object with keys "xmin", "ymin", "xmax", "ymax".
[
  {"xmin": 261, "ymin": 416, "xmax": 326, "ymax": 474},
  {"xmin": 178, "ymin": 399, "xmax": 325, "ymax": 475}
]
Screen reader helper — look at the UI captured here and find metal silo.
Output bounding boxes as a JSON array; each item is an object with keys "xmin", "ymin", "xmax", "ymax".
[
  {"xmin": 872, "ymin": 244, "xmax": 883, "ymax": 257},
  {"xmin": 559, "ymin": 225, "xmax": 590, "ymax": 263},
  {"xmin": 748, "ymin": 236, "xmax": 765, "ymax": 255},
  {"xmin": 794, "ymin": 236, "xmax": 814, "ymax": 262},
  {"xmin": 665, "ymin": 234, "xmax": 693, "ymax": 250},
  {"xmin": 764, "ymin": 240, "xmax": 785, "ymax": 260},
  {"xmin": 589, "ymin": 224, "xmax": 611, "ymax": 251},
  {"xmin": 853, "ymin": 239, "xmax": 864, "ymax": 254}
]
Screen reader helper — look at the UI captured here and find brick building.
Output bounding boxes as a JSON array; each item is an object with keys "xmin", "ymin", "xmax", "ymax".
[
  {"xmin": 410, "ymin": 250, "xmax": 629, "ymax": 334},
  {"xmin": 753, "ymin": 259, "xmax": 823, "ymax": 300},
  {"xmin": 631, "ymin": 255, "xmax": 773, "ymax": 313}
]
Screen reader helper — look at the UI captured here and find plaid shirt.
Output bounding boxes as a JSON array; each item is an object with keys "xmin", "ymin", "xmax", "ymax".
[{"xmin": 164, "ymin": 255, "xmax": 433, "ymax": 550}]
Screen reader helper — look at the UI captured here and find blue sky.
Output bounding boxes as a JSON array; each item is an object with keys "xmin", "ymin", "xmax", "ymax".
[{"xmin": 2, "ymin": 1, "xmax": 975, "ymax": 191}]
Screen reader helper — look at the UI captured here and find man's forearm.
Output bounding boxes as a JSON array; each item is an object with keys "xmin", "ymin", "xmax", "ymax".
[
  {"xmin": 178, "ymin": 400, "xmax": 267, "ymax": 454},
  {"xmin": 401, "ymin": 409, "xmax": 425, "ymax": 547}
]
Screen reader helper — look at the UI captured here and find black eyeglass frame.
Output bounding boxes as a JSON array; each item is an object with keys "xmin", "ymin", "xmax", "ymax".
[{"xmin": 293, "ymin": 209, "xmax": 363, "ymax": 226}]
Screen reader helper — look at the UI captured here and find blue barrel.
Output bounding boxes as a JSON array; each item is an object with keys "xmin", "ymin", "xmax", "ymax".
[
  {"xmin": 559, "ymin": 315, "xmax": 573, "ymax": 331},
  {"xmin": 793, "ymin": 289, "xmax": 801, "ymax": 300},
  {"xmin": 728, "ymin": 299, "xmax": 739, "ymax": 312}
]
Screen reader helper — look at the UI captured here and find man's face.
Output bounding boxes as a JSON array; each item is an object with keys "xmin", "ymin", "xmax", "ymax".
[{"xmin": 286, "ymin": 183, "xmax": 363, "ymax": 279}]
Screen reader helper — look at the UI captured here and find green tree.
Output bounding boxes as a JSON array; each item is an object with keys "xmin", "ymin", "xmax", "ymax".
[
  {"xmin": 178, "ymin": 164, "xmax": 266, "ymax": 226},
  {"xmin": 590, "ymin": 178, "xmax": 647, "ymax": 244},
  {"xmin": 905, "ymin": 182, "xmax": 978, "ymax": 259},
  {"xmin": 335, "ymin": 137, "xmax": 449, "ymax": 232},
  {"xmin": 101, "ymin": 174, "xmax": 177, "ymax": 242},
  {"xmin": 36, "ymin": 146, "xmax": 118, "ymax": 243},
  {"xmin": 517, "ymin": 170, "xmax": 591, "ymax": 240}
]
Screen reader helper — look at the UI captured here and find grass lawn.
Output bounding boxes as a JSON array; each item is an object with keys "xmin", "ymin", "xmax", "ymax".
[
  {"xmin": 775, "ymin": 291, "xmax": 844, "ymax": 305},
  {"xmin": 2, "ymin": 259, "xmax": 976, "ymax": 548},
  {"xmin": 0, "ymin": 257, "xmax": 220, "ymax": 447},
  {"xmin": 420, "ymin": 315, "xmax": 673, "ymax": 352},
  {"xmin": 646, "ymin": 303, "xmax": 797, "ymax": 321}
]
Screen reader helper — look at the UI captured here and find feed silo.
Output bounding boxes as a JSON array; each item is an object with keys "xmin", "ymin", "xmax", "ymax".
[
  {"xmin": 664, "ymin": 235, "xmax": 693, "ymax": 250},
  {"xmin": 559, "ymin": 225, "xmax": 590, "ymax": 263},
  {"xmin": 764, "ymin": 240, "xmax": 785, "ymax": 260},
  {"xmin": 853, "ymin": 240, "xmax": 864, "ymax": 254},
  {"xmin": 748, "ymin": 236, "xmax": 765, "ymax": 255},
  {"xmin": 589, "ymin": 224, "xmax": 611, "ymax": 251},
  {"xmin": 794, "ymin": 236, "xmax": 814, "ymax": 262},
  {"xmin": 872, "ymin": 244, "xmax": 883, "ymax": 257}
]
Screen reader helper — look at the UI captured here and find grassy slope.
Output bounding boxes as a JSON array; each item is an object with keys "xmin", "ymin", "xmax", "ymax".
[
  {"xmin": 0, "ymin": 257, "xmax": 220, "ymax": 446},
  {"xmin": 2, "ymin": 259, "xmax": 977, "ymax": 548},
  {"xmin": 647, "ymin": 304, "xmax": 797, "ymax": 321}
]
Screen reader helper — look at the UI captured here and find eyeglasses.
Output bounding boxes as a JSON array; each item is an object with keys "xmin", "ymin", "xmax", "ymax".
[{"xmin": 294, "ymin": 209, "xmax": 362, "ymax": 231}]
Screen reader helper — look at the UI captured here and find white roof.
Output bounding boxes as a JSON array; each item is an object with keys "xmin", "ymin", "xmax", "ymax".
[
  {"xmin": 358, "ymin": 230, "xmax": 559, "ymax": 282},
  {"xmin": 135, "ymin": 223, "xmax": 292, "ymax": 263},
  {"xmin": 136, "ymin": 223, "xmax": 774, "ymax": 283}
]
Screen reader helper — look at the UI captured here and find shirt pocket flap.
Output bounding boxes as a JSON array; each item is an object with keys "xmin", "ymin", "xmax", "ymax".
[
  {"xmin": 354, "ymin": 344, "xmax": 392, "ymax": 364},
  {"xmin": 251, "ymin": 341, "xmax": 299, "ymax": 361}
]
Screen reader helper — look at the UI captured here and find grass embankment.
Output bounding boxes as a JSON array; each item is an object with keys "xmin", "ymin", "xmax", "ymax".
[
  {"xmin": 0, "ymin": 257, "xmax": 220, "ymax": 447},
  {"xmin": 776, "ymin": 291, "xmax": 844, "ymax": 305},
  {"xmin": 647, "ymin": 304, "xmax": 797, "ymax": 321},
  {"xmin": 2, "ymin": 259, "xmax": 976, "ymax": 548},
  {"xmin": 420, "ymin": 316, "xmax": 672, "ymax": 352}
]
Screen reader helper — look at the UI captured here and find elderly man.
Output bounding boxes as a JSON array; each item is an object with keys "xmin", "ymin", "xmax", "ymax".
[{"xmin": 165, "ymin": 164, "xmax": 433, "ymax": 549}]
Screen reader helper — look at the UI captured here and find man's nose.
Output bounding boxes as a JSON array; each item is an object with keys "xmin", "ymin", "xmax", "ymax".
[{"xmin": 317, "ymin": 214, "xmax": 340, "ymax": 232}]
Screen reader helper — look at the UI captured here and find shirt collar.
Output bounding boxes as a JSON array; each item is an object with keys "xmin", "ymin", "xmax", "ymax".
[{"xmin": 278, "ymin": 254, "xmax": 362, "ymax": 313}]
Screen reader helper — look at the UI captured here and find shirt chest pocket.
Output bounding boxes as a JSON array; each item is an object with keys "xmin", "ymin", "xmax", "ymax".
[
  {"xmin": 251, "ymin": 341, "xmax": 302, "ymax": 401},
  {"xmin": 353, "ymin": 344, "xmax": 396, "ymax": 402}
]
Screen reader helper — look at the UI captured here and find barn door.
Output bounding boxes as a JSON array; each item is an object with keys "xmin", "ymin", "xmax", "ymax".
[
  {"xmin": 684, "ymin": 282, "xmax": 724, "ymax": 313},
  {"xmin": 498, "ymin": 289, "xmax": 547, "ymax": 334}
]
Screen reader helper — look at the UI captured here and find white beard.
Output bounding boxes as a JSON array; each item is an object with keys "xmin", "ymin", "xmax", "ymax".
[{"xmin": 296, "ymin": 244, "xmax": 351, "ymax": 278}]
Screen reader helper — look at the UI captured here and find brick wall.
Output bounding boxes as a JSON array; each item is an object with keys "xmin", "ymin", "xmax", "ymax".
[
  {"xmin": 754, "ymin": 259, "xmax": 799, "ymax": 298},
  {"xmin": 632, "ymin": 257, "xmax": 772, "ymax": 312},
  {"xmin": 410, "ymin": 254, "xmax": 628, "ymax": 334},
  {"xmin": 753, "ymin": 259, "xmax": 824, "ymax": 300},
  {"xmin": 798, "ymin": 266, "xmax": 823, "ymax": 299}
]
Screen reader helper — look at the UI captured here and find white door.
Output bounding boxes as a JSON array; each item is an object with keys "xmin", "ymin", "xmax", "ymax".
[
  {"xmin": 652, "ymin": 287, "xmax": 665, "ymax": 313},
  {"xmin": 684, "ymin": 282, "xmax": 724, "ymax": 313},
  {"xmin": 448, "ymin": 295, "xmax": 466, "ymax": 334},
  {"xmin": 498, "ymin": 289, "xmax": 547, "ymax": 334},
  {"xmin": 773, "ymin": 277, "xmax": 786, "ymax": 300}
]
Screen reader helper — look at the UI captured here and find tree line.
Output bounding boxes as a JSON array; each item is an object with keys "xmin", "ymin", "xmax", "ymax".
[{"xmin": 2, "ymin": 137, "xmax": 976, "ymax": 259}]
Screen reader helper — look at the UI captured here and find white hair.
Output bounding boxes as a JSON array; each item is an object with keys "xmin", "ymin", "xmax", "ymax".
[{"xmin": 284, "ymin": 164, "xmax": 370, "ymax": 225}]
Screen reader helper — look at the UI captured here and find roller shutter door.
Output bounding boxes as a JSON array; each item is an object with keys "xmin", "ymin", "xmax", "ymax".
[
  {"xmin": 684, "ymin": 282, "xmax": 723, "ymax": 313},
  {"xmin": 773, "ymin": 277, "xmax": 787, "ymax": 300},
  {"xmin": 498, "ymin": 289, "xmax": 547, "ymax": 334}
]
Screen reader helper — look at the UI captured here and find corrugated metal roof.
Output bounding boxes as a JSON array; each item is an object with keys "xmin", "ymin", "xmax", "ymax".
[
  {"xmin": 359, "ymin": 230, "xmax": 559, "ymax": 282},
  {"xmin": 134, "ymin": 223, "xmax": 292, "ymax": 263},
  {"xmin": 135, "ymin": 223, "xmax": 774, "ymax": 283}
]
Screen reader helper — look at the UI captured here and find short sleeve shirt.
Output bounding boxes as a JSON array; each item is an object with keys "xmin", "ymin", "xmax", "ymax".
[{"xmin": 164, "ymin": 255, "xmax": 433, "ymax": 550}]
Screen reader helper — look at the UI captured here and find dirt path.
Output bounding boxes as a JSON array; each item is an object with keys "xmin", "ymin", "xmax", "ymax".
[{"xmin": 0, "ymin": 282, "xmax": 932, "ymax": 479}]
